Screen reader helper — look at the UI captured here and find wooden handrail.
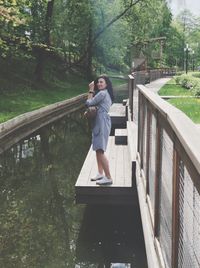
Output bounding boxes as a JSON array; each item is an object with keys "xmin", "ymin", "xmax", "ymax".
[
  {"xmin": 136, "ymin": 83, "xmax": 200, "ymax": 268},
  {"xmin": 137, "ymin": 85, "xmax": 200, "ymax": 174}
]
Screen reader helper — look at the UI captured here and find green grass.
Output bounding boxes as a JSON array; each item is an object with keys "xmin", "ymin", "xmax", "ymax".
[
  {"xmin": 0, "ymin": 57, "xmax": 88, "ymax": 123},
  {"xmin": 111, "ymin": 77, "xmax": 127, "ymax": 87},
  {"xmin": 158, "ymin": 78, "xmax": 200, "ymax": 123},
  {"xmin": 158, "ymin": 78, "xmax": 191, "ymax": 96},
  {"xmin": 169, "ymin": 98, "xmax": 200, "ymax": 123},
  {"xmin": 191, "ymin": 72, "xmax": 200, "ymax": 78},
  {"xmin": 0, "ymin": 57, "xmax": 129, "ymax": 123}
]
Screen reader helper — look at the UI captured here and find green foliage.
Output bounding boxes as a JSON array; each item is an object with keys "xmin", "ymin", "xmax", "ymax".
[
  {"xmin": 174, "ymin": 9, "xmax": 200, "ymax": 69},
  {"xmin": 191, "ymin": 72, "xmax": 200, "ymax": 78},
  {"xmin": 159, "ymin": 79, "xmax": 191, "ymax": 96},
  {"xmin": 175, "ymin": 74, "xmax": 200, "ymax": 94},
  {"xmin": 174, "ymin": 73, "xmax": 200, "ymax": 97},
  {"xmin": 169, "ymin": 98, "xmax": 200, "ymax": 123},
  {"xmin": 0, "ymin": 0, "xmax": 31, "ymax": 57},
  {"xmin": 159, "ymin": 78, "xmax": 200, "ymax": 123},
  {"xmin": 0, "ymin": 0, "xmax": 176, "ymax": 74},
  {"xmin": 191, "ymin": 82, "xmax": 200, "ymax": 97},
  {"xmin": 0, "ymin": 57, "xmax": 88, "ymax": 123}
]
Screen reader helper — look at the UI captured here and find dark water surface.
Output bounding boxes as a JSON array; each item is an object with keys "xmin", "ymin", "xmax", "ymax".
[{"xmin": 0, "ymin": 111, "xmax": 147, "ymax": 268}]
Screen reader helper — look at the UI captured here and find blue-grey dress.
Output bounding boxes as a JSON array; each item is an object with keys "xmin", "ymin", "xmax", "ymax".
[{"xmin": 86, "ymin": 89, "xmax": 112, "ymax": 152}]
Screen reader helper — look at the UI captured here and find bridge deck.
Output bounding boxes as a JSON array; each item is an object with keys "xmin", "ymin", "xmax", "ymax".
[
  {"xmin": 75, "ymin": 136, "xmax": 136, "ymax": 204},
  {"xmin": 109, "ymin": 103, "xmax": 127, "ymax": 127}
]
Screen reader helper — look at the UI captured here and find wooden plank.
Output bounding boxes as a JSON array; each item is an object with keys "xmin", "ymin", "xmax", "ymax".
[
  {"xmin": 109, "ymin": 103, "xmax": 126, "ymax": 117},
  {"xmin": 75, "ymin": 133, "xmax": 134, "ymax": 204},
  {"xmin": 124, "ymin": 145, "xmax": 132, "ymax": 187},
  {"xmin": 115, "ymin": 128, "xmax": 128, "ymax": 145},
  {"xmin": 75, "ymin": 146, "xmax": 95, "ymax": 186},
  {"xmin": 115, "ymin": 129, "xmax": 127, "ymax": 136},
  {"xmin": 109, "ymin": 138, "xmax": 117, "ymax": 183},
  {"xmin": 154, "ymin": 120, "xmax": 161, "ymax": 237},
  {"xmin": 136, "ymin": 160, "xmax": 165, "ymax": 268},
  {"xmin": 115, "ymin": 145, "xmax": 124, "ymax": 186},
  {"xmin": 76, "ymin": 193, "xmax": 137, "ymax": 205}
]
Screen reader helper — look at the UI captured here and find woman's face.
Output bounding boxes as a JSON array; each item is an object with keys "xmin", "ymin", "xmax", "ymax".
[{"xmin": 97, "ymin": 78, "xmax": 107, "ymax": 90}]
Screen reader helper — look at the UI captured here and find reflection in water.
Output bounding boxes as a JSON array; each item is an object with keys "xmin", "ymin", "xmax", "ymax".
[
  {"xmin": 76, "ymin": 205, "xmax": 147, "ymax": 268},
  {"xmin": 0, "ymin": 111, "xmax": 147, "ymax": 268}
]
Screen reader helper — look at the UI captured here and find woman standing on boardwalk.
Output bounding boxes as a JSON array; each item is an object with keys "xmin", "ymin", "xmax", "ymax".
[{"xmin": 85, "ymin": 75, "xmax": 114, "ymax": 185}]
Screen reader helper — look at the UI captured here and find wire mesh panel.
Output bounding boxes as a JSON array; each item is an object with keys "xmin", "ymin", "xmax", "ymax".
[
  {"xmin": 178, "ymin": 164, "xmax": 200, "ymax": 268},
  {"xmin": 148, "ymin": 113, "xmax": 157, "ymax": 213},
  {"xmin": 159, "ymin": 129, "xmax": 173, "ymax": 268}
]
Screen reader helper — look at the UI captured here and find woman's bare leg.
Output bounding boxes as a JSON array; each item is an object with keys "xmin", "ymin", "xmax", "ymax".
[
  {"xmin": 96, "ymin": 149, "xmax": 112, "ymax": 179},
  {"xmin": 96, "ymin": 152, "xmax": 103, "ymax": 174}
]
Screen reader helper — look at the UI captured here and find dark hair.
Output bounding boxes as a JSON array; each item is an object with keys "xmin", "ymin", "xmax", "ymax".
[{"xmin": 94, "ymin": 75, "xmax": 114, "ymax": 102}]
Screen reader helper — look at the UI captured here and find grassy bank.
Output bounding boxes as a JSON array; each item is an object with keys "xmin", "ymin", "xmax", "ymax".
[
  {"xmin": 168, "ymin": 98, "xmax": 200, "ymax": 123},
  {"xmin": 0, "ymin": 57, "xmax": 89, "ymax": 123},
  {"xmin": 159, "ymin": 78, "xmax": 200, "ymax": 123},
  {"xmin": 0, "ymin": 57, "xmax": 126, "ymax": 123},
  {"xmin": 158, "ymin": 78, "xmax": 191, "ymax": 96}
]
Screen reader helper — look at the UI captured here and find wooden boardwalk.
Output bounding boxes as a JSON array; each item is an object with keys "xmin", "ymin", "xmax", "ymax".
[
  {"xmin": 75, "ymin": 101, "xmax": 137, "ymax": 204},
  {"xmin": 75, "ymin": 136, "xmax": 136, "ymax": 204},
  {"xmin": 109, "ymin": 103, "xmax": 127, "ymax": 127}
]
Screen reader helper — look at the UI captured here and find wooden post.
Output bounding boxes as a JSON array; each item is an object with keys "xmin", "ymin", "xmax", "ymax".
[
  {"xmin": 154, "ymin": 115, "xmax": 162, "ymax": 237},
  {"xmin": 128, "ymin": 74, "xmax": 134, "ymax": 121},
  {"xmin": 140, "ymin": 96, "xmax": 146, "ymax": 169},
  {"xmin": 172, "ymin": 148, "xmax": 180, "ymax": 268},
  {"xmin": 137, "ymin": 91, "xmax": 141, "ymax": 155},
  {"xmin": 131, "ymin": 76, "xmax": 134, "ymax": 121},
  {"xmin": 146, "ymin": 107, "xmax": 151, "ymax": 195}
]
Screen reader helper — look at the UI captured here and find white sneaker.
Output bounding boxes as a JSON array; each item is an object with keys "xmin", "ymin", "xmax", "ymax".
[
  {"xmin": 91, "ymin": 172, "xmax": 104, "ymax": 181},
  {"xmin": 96, "ymin": 176, "xmax": 113, "ymax": 185}
]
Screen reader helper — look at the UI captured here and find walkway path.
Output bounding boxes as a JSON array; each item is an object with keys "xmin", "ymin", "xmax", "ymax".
[
  {"xmin": 145, "ymin": 77, "xmax": 171, "ymax": 93},
  {"xmin": 145, "ymin": 77, "xmax": 200, "ymax": 133}
]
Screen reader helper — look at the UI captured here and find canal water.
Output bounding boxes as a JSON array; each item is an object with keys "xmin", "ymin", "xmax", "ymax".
[{"xmin": 0, "ymin": 110, "xmax": 147, "ymax": 268}]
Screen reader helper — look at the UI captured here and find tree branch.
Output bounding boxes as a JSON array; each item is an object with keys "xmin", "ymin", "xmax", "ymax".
[
  {"xmin": 92, "ymin": 0, "xmax": 142, "ymax": 43},
  {"xmin": 73, "ymin": 0, "xmax": 142, "ymax": 66}
]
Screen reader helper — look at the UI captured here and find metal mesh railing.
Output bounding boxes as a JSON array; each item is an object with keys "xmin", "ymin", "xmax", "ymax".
[
  {"xmin": 159, "ymin": 129, "xmax": 173, "ymax": 268},
  {"xmin": 148, "ymin": 113, "xmax": 156, "ymax": 212},
  {"xmin": 136, "ymin": 85, "xmax": 200, "ymax": 268},
  {"xmin": 178, "ymin": 164, "xmax": 200, "ymax": 268}
]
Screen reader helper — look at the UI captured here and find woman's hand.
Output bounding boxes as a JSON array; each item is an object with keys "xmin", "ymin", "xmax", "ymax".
[{"xmin": 88, "ymin": 81, "xmax": 94, "ymax": 92}]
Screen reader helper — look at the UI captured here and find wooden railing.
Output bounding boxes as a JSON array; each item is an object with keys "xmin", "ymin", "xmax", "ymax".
[
  {"xmin": 136, "ymin": 85, "xmax": 200, "ymax": 268},
  {"xmin": 128, "ymin": 68, "xmax": 176, "ymax": 121}
]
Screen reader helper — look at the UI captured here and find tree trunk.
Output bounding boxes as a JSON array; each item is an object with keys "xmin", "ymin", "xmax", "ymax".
[
  {"xmin": 34, "ymin": 0, "xmax": 54, "ymax": 81},
  {"xmin": 86, "ymin": 24, "xmax": 93, "ymax": 81},
  {"xmin": 45, "ymin": 0, "xmax": 55, "ymax": 46}
]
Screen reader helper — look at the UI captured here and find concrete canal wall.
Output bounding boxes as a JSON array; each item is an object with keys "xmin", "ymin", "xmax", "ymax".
[{"xmin": 0, "ymin": 93, "xmax": 87, "ymax": 153}]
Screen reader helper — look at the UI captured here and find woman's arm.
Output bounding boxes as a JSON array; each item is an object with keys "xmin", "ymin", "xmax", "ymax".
[{"xmin": 86, "ymin": 90, "xmax": 106, "ymax": 107}]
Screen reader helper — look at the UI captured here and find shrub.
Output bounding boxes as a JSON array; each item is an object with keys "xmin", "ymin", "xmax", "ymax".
[
  {"xmin": 175, "ymin": 75, "xmax": 181, "ymax": 85},
  {"xmin": 191, "ymin": 72, "xmax": 200, "ymax": 79},
  {"xmin": 175, "ymin": 74, "xmax": 199, "ymax": 90},
  {"xmin": 192, "ymin": 81, "xmax": 200, "ymax": 96}
]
